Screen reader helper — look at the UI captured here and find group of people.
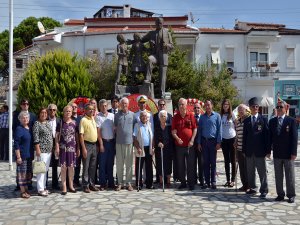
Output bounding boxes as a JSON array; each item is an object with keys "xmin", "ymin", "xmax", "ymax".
[{"xmin": 10, "ymin": 95, "xmax": 298, "ymax": 203}]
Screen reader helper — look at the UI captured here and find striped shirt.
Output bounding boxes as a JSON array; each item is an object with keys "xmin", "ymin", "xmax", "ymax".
[
  {"xmin": 0, "ymin": 112, "xmax": 9, "ymax": 128},
  {"xmin": 235, "ymin": 118, "xmax": 244, "ymax": 151}
]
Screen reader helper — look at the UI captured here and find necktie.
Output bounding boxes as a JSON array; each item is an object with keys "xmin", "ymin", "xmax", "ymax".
[
  {"xmin": 252, "ymin": 116, "xmax": 256, "ymax": 127},
  {"xmin": 195, "ymin": 115, "xmax": 199, "ymax": 123},
  {"xmin": 277, "ymin": 117, "xmax": 283, "ymax": 135}
]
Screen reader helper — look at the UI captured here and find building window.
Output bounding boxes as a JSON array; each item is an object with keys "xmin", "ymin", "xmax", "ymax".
[
  {"xmin": 86, "ymin": 49, "xmax": 99, "ymax": 59},
  {"xmin": 16, "ymin": 59, "xmax": 23, "ymax": 69},
  {"xmin": 104, "ymin": 49, "xmax": 115, "ymax": 62},
  {"xmin": 211, "ymin": 48, "xmax": 220, "ymax": 65},
  {"xmin": 226, "ymin": 48, "xmax": 234, "ymax": 68},
  {"xmin": 260, "ymin": 106, "xmax": 268, "ymax": 118},
  {"xmin": 287, "ymin": 48, "xmax": 295, "ymax": 68},
  {"xmin": 250, "ymin": 52, "xmax": 268, "ymax": 68}
]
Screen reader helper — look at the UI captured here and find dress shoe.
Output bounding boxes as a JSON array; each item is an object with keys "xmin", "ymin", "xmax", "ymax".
[
  {"xmin": 288, "ymin": 197, "xmax": 295, "ymax": 203},
  {"xmin": 189, "ymin": 185, "xmax": 195, "ymax": 191},
  {"xmin": 246, "ymin": 189, "xmax": 257, "ymax": 195},
  {"xmin": 61, "ymin": 191, "xmax": 67, "ymax": 195},
  {"xmin": 211, "ymin": 184, "xmax": 217, "ymax": 189},
  {"xmin": 238, "ymin": 186, "xmax": 246, "ymax": 191},
  {"xmin": 89, "ymin": 185, "xmax": 99, "ymax": 191},
  {"xmin": 201, "ymin": 184, "xmax": 208, "ymax": 189},
  {"xmin": 260, "ymin": 192, "xmax": 267, "ymax": 199},
  {"xmin": 83, "ymin": 187, "xmax": 90, "ymax": 193},
  {"xmin": 274, "ymin": 196, "xmax": 284, "ymax": 201},
  {"xmin": 178, "ymin": 183, "xmax": 187, "ymax": 189}
]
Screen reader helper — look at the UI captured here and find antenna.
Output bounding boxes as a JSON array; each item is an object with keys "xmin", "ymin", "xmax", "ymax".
[
  {"xmin": 37, "ymin": 21, "xmax": 46, "ymax": 34},
  {"xmin": 189, "ymin": 12, "xmax": 199, "ymax": 24}
]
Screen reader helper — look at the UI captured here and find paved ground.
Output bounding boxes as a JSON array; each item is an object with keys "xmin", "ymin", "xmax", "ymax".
[{"xmin": 0, "ymin": 151, "xmax": 299, "ymax": 225}]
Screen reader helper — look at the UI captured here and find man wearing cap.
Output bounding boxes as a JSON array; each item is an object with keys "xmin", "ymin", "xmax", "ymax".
[
  {"xmin": 269, "ymin": 100, "xmax": 297, "ymax": 203},
  {"xmin": 114, "ymin": 97, "xmax": 137, "ymax": 191},
  {"xmin": 79, "ymin": 103, "xmax": 99, "ymax": 193},
  {"xmin": 243, "ymin": 97, "xmax": 270, "ymax": 199}
]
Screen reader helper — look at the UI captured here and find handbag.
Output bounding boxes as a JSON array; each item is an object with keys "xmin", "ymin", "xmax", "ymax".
[{"xmin": 33, "ymin": 158, "xmax": 46, "ymax": 174}]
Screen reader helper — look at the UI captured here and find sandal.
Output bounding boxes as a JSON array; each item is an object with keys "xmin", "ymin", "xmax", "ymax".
[
  {"xmin": 115, "ymin": 185, "xmax": 122, "ymax": 191},
  {"xmin": 20, "ymin": 192, "xmax": 30, "ymax": 199},
  {"xmin": 229, "ymin": 182, "xmax": 235, "ymax": 187}
]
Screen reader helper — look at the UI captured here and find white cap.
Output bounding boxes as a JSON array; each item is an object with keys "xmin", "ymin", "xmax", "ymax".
[{"xmin": 136, "ymin": 95, "xmax": 148, "ymax": 103}]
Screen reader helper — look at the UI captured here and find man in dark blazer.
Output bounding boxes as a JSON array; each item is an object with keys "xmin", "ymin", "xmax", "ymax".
[
  {"xmin": 242, "ymin": 97, "xmax": 270, "ymax": 199},
  {"xmin": 108, "ymin": 96, "xmax": 119, "ymax": 114},
  {"xmin": 269, "ymin": 100, "xmax": 297, "ymax": 203}
]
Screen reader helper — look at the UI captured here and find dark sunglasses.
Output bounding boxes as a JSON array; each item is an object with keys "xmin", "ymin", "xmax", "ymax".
[
  {"xmin": 194, "ymin": 107, "xmax": 200, "ymax": 109},
  {"xmin": 251, "ymin": 105, "xmax": 259, "ymax": 108},
  {"xmin": 159, "ymin": 104, "xmax": 165, "ymax": 106},
  {"xmin": 49, "ymin": 109, "xmax": 56, "ymax": 111},
  {"xmin": 276, "ymin": 106, "xmax": 284, "ymax": 109}
]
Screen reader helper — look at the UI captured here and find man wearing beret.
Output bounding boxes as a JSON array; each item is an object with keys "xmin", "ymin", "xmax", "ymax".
[
  {"xmin": 242, "ymin": 97, "xmax": 270, "ymax": 199},
  {"xmin": 269, "ymin": 100, "xmax": 297, "ymax": 203}
]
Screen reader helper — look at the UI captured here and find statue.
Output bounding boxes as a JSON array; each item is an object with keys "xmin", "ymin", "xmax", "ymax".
[
  {"xmin": 115, "ymin": 34, "xmax": 129, "ymax": 84},
  {"xmin": 140, "ymin": 17, "xmax": 174, "ymax": 97},
  {"xmin": 129, "ymin": 33, "xmax": 146, "ymax": 83}
]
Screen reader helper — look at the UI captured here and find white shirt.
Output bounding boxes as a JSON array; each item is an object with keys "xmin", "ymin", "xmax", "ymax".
[
  {"xmin": 221, "ymin": 113, "xmax": 236, "ymax": 139},
  {"xmin": 48, "ymin": 117, "xmax": 57, "ymax": 138},
  {"xmin": 96, "ymin": 112, "xmax": 114, "ymax": 140}
]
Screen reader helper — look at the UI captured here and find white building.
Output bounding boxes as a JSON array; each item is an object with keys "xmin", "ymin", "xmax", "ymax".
[{"xmin": 197, "ymin": 21, "xmax": 300, "ymax": 118}]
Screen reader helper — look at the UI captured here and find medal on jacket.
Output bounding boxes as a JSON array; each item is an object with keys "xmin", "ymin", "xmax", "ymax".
[
  {"xmin": 286, "ymin": 125, "xmax": 289, "ymax": 132},
  {"xmin": 257, "ymin": 124, "xmax": 262, "ymax": 131}
]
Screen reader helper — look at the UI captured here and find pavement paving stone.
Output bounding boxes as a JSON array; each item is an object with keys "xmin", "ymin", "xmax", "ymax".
[{"xmin": 1, "ymin": 150, "xmax": 300, "ymax": 224}]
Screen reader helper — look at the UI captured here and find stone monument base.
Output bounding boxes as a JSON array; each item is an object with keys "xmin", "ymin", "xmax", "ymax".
[{"xmin": 115, "ymin": 81, "xmax": 155, "ymax": 98}]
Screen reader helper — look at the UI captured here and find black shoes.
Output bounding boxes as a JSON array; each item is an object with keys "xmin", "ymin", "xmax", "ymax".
[
  {"xmin": 178, "ymin": 183, "xmax": 187, "ymax": 189},
  {"xmin": 288, "ymin": 197, "xmax": 295, "ymax": 203},
  {"xmin": 189, "ymin": 185, "xmax": 195, "ymax": 191},
  {"xmin": 260, "ymin": 192, "xmax": 267, "ymax": 199},
  {"xmin": 274, "ymin": 196, "xmax": 284, "ymax": 201},
  {"xmin": 61, "ymin": 191, "xmax": 67, "ymax": 195},
  {"xmin": 246, "ymin": 189, "xmax": 257, "ymax": 195},
  {"xmin": 211, "ymin": 184, "xmax": 217, "ymax": 189}
]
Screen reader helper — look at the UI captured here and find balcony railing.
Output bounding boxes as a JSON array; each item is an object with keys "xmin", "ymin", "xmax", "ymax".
[{"xmin": 232, "ymin": 71, "xmax": 300, "ymax": 80}]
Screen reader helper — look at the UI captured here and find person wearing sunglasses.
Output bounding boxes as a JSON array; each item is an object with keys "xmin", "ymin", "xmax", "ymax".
[
  {"xmin": 269, "ymin": 101, "xmax": 297, "ymax": 203},
  {"xmin": 47, "ymin": 104, "xmax": 61, "ymax": 190},
  {"xmin": 242, "ymin": 97, "xmax": 270, "ymax": 199}
]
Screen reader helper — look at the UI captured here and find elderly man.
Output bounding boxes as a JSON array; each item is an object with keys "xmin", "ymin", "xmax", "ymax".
[
  {"xmin": 114, "ymin": 97, "xmax": 137, "ymax": 191},
  {"xmin": 96, "ymin": 99, "xmax": 116, "ymax": 190},
  {"xmin": 269, "ymin": 100, "xmax": 297, "ymax": 203},
  {"xmin": 0, "ymin": 105, "xmax": 9, "ymax": 161},
  {"xmin": 47, "ymin": 104, "xmax": 61, "ymax": 190},
  {"xmin": 134, "ymin": 95, "xmax": 154, "ymax": 131},
  {"xmin": 79, "ymin": 103, "xmax": 99, "ymax": 193},
  {"xmin": 197, "ymin": 99, "xmax": 222, "ymax": 190},
  {"xmin": 172, "ymin": 98, "xmax": 197, "ymax": 190},
  {"xmin": 133, "ymin": 111, "xmax": 154, "ymax": 190},
  {"xmin": 141, "ymin": 17, "xmax": 173, "ymax": 97},
  {"xmin": 243, "ymin": 97, "xmax": 270, "ymax": 199},
  {"xmin": 235, "ymin": 104, "xmax": 250, "ymax": 191},
  {"xmin": 193, "ymin": 102, "xmax": 204, "ymax": 186}
]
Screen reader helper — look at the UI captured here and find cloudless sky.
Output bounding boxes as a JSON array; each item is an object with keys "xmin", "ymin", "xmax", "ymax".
[{"xmin": 1, "ymin": 0, "xmax": 300, "ymax": 32}]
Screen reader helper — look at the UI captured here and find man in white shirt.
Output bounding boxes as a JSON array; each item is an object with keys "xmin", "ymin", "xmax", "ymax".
[
  {"xmin": 96, "ymin": 99, "xmax": 116, "ymax": 190},
  {"xmin": 134, "ymin": 95, "xmax": 154, "ymax": 132}
]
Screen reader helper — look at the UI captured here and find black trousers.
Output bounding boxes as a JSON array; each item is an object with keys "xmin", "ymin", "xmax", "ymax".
[
  {"xmin": 176, "ymin": 146, "xmax": 195, "ymax": 186},
  {"xmin": 50, "ymin": 152, "xmax": 59, "ymax": 187},
  {"xmin": 236, "ymin": 150, "xmax": 248, "ymax": 189},
  {"xmin": 0, "ymin": 128, "xmax": 9, "ymax": 160},
  {"xmin": 135, "ymin": 146, "xmax": 153, "ymax": 188},
  {"xmin": 221, "ymin": 137, "xmax": 236, "ymax": 182},
  {"xmin": 194, "ymin": 143, "xmax": 204, "ymax": 185}
]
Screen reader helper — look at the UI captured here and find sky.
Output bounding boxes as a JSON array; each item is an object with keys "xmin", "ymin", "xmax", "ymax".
[{"xmin": 1, "ymin": 0, "xmax": 300, "ymax": 32}]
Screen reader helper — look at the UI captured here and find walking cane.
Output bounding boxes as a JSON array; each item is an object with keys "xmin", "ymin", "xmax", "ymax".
[
  {"xmin": 160, "ymin": 146, "xmax": 165, "ymax": 192},
  {"xmin": 137, "ymin": 153, "xmax": 142, "ymax": 192}
]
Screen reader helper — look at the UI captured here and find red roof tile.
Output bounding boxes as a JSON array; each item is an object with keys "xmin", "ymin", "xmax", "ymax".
[
  {"xmin": 199, "ymin": 28, "xmax": 246, "ymax": 34},
  {"xmin": 64, "ymin": 19, "xmax": 85, "ymax": 26}
]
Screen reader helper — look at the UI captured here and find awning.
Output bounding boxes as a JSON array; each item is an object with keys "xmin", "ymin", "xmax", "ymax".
[{"xmin": 261, "ymin": 97, "xmax": 274, "ymax": 107}]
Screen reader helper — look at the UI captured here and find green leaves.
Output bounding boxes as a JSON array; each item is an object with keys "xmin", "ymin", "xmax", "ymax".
[{"xmin": 17, "ymin": 49, "xmax": 96, "ymax": 116}]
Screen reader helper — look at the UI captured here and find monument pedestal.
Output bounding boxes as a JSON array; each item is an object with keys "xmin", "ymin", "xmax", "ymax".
[{"xmin": 115, "ymin": 81, "xmax": 154, "ymax": 99}]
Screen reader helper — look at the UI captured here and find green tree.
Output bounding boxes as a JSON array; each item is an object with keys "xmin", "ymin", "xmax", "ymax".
[
  {"xmin": 14, "ymin": 16, "xmax": 61, "ymax": 47},
  {"xmin": 17, "ymin": 49, "xmax": 96, "ymax": 115}
]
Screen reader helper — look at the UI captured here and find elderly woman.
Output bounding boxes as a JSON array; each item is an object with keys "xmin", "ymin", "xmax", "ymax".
[
  {"xmin": 133, "ymin": 111, "xmax": 154, "ymax": 190},
  {"xmin": 14, "ymin": 111, "xmax": 32, "ymax": 198},
  {"xmin": 55, "ymin": 105, "xmax": 79, "ymax": 195},
  {"xmin": 33, "ymin": 107, "xmax": 53, "ymax": 197},
  {"xmin": 154, "ymin": 110, "xmax": 173, "ymax": 188}
]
